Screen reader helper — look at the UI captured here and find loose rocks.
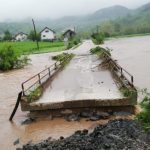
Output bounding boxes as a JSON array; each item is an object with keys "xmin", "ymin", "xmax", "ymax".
[{"xmin": 18, "ymin": 119, "xmax": 150, "ymax": 150}]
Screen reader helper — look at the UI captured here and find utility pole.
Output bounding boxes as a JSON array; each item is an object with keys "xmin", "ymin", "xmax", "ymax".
[{"xmin": 32, "ymin": 19, "xmax": 39, "ymax": 50}]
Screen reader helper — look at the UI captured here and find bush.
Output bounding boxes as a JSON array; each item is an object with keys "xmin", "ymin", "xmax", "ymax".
[
  {"xmin": 0, "ymin": 45, "xmax": 30, "ymax": 71},
  {"xmin": 120, "ymin": 87, "xmax": 137, "ymax": 98},
  {"xmin": 90, "ymin": 46, "xmax": 111, "ymax": 57},
  {"xmin": 27, "ymin": 87, "xmax": 42, "ymax": 103},
  {"xmin": 52, "ymin": 53, "xmax": 74, "ymax": 66},
  {"xmin": 91, "ymin": 33, "xmax": 104, "ymax": 44},
  {"xmin": 3, "ymin": 30, "xmax": 12, "ymax": 41},
  {"xmin": 67, "ymin": 37, "xmax": 81, "ymax": 49},
  {"xmin": 136, "ymin": 96, "xmax": 150, "ymax": 132}
]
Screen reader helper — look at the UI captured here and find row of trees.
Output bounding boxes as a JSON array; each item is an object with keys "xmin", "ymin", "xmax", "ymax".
[
  {"xmin": 1, "ymin": 30, "xmax": 41, "ymax": 41},
  {"xmin": 98, "ymin": 13, "xmax": 150, "ymax": 37}
]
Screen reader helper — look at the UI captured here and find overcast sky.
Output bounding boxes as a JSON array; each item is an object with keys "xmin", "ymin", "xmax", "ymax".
[{"xmin": 0, "ymin": 0, "xmax": 150, "ymax": 21}]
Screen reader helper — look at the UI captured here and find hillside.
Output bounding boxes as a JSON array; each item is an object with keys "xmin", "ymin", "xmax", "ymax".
[
  {"xmin": 102, "ymin": 2, "xmax": 150, "ymax": 36},
  {"xmin": 136, "ymin": 2, "xmax": 150, "ymax": 12},
  {"xmin": 92, "ymin": 5, "xmax": 131, "ymax": 20},
  {"xmin": 0, "ymin": 5, "xmax": 131, "ymax": 35}
]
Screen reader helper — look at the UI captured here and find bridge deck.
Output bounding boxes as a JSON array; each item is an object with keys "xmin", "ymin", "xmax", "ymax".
[{"xmin": 31, "ymin": 41, "xmax": 123, "ymax": 108}]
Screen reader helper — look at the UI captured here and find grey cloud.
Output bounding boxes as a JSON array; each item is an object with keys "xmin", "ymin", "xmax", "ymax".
[{"xmin": 0, "ymin": 0, "xmax": 149, "ymax": 21}]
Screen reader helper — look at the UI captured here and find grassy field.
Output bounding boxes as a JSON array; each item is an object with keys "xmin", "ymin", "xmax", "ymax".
[{"xmin": 0, "ymin": 41, "xmax": 66, "ymax": 54}]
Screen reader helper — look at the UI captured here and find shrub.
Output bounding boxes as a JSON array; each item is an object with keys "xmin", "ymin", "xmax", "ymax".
[
  {"xmin": 0, "ymin": 45, "xmax": 30, "ymax": 71},
  {"xmin": 27, "ymin": 87, "xmax": 42, "ymax": 103},
  {"xmin": 120, "ymin": 87, "xmax": 137, "ymax": 98},
  {"xmin": 67, "ymin": 37, "xmax": 81, "ymax": 49},
  {"xmin": 136, "ymin": 96, "xmax": 150, "ymax": 132},
  {"xmin": 3, "ymin": 30, "xmax": 12, "ymax": 41},
  {"xmin": 90, "ymin": 46, "xmax": 111, "ymax": 57},
  {"xmin": 91, "ymin": 33, "xmax": 104, "ymax": 44},
  {"xmin": 52, "ymin": 53, "xmax": 74, "ymax": 66}
]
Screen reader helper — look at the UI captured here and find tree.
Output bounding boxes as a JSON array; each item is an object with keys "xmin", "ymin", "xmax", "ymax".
[
  {"xmin": 0, "ymin": 45, "xmax": 30, "ymax": 71},
  {"xmin": 28, "ymin": 30, "xmax": 40, "ymax": 41},
  {"xmin": 100, "ymin": 21, "xmax": 115, "ymax": 37},
  {"xmin": 91, "ymin": 33, "xmax": 104, "ymax": 44},
  {"xmin": 3, "ymin": 30, "xmax": 12, "ymax": 41}
]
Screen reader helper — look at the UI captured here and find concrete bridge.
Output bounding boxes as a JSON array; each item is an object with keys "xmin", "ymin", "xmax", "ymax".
[{"xmin": 10, "ymin": 41, "xmax": 137, "ymax": 120}]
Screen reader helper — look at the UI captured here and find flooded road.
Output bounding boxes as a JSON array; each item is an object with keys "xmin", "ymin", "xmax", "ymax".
[{"xmin": 0, "ymin": 37, "xmax": 149, "ymax": 149}]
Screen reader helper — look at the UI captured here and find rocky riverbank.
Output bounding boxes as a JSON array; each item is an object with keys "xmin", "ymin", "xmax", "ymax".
[{"xmin": 18, "ymin": 119, "xmax": 150, "ymax": 150}]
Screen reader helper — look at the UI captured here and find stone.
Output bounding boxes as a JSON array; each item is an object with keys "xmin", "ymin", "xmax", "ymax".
[
  {"xmin": 82, "ymin": 129, "xmax": 88, "ymax": 135},
  {"xmin": 80, "ymin": 110, "xmax": 93, "ymax": 118},
  {"xmin": 60, "ymin": 136, "xmax": 64, "ymax": 140},
  {"xmin": 65, "ymin": 114, "xmax": 80, "ymax": 122},
  {"xmin": 13, "ymin": 138, "xmax": 19, "ymax": 145},
  {"xmin": 61, "ymin": 109, "xmax": 73, "ymax": 115},
  {"xmin": 96, "ymin": 111, "xmax": 110, "ymax": 119},
  {"xmin": 89, "ymin": 115, "xmax": 100, "ymax": 121},
  {"xmin": 21, "ymin": 118, "xmax": 35, "ymax": 125},
  {"xmin": 19, "ymin": 119, "xmax": 150, "ymax": 150}
]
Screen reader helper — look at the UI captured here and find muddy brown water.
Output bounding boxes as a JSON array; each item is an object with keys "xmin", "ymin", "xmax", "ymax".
[
  {"xmin": 103, "ymin": 36, "xmax": 150, "ymax": 91},
  {"xmin": 0, "ymin": 38, "xmax": 149, "ymax": 149}
]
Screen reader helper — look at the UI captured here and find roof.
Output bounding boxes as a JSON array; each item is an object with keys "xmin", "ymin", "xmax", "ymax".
[
  {"xmin": 15, "ymin": 32, "xmax": 28, "ymax": 37},
  {"xmin": 40, "ymin": 27, "xmax": 56, "ymax": 34},
  {"xmin": 62, "ymin": 29, "xmax": 76, "ymax": 36}
]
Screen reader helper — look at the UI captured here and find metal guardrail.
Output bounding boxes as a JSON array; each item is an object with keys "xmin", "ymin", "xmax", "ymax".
[
  {"xmin": 9, "ymin": 55, "xmax": 72, "ymax": 120},
  {"xmin": 101, "ymin": 49, "xmax": 135, "ymax": 89},
  {"xmin": 22, "ymin": 61, "xmax": 61, "ymax": 96},
  {"xmin": 21, "ymin": 55, "xmax": 72, "ymax": 96}
]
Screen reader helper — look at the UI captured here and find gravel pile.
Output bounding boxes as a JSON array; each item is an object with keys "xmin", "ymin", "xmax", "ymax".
[{"xmin": 18, "ymin": 119, "xmax": 150, "ymax": 150}]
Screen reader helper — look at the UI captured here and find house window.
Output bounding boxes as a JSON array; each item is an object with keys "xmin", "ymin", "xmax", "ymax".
[
  {"xmin": 43, "ymin": 35, "xmax": 46, "ymax": 37},
  {"xmin": 45, "ymin": 30, "xmax": 49, "ymax": 33}
]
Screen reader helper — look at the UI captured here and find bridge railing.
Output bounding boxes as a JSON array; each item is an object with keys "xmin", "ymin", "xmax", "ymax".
[
  {"xmin": 101, "ymin": 49, "xmax": 135, "ymax": 89},
  {"xmin": 22, "ymin": 61, "xmax": 61, "ymax": 96}
]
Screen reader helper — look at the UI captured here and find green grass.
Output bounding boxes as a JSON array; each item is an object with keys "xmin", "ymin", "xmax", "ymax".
[{"xmin": 0, "ymin": 41, "xmax": 66, "ymax": 55}]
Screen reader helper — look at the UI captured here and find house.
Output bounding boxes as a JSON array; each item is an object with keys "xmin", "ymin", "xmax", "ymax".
[
  {"xmin": 63, "ymin": 28, "xmax": 76, "ymax": 41},
  {"xmin": 15, "ymin": 32, "xmax": 28, "ymax": 41},
  {"xmin": 40, "ymin": 27, "xmax": 56, "ymax": 41}
]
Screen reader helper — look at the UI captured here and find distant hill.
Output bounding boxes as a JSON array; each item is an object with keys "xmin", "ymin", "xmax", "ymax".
[
  {"xmin": 92, "ymin": 5, "xmax": 131, "ymax": 20},
  {"xmin": 0, "ymin": 5, "xmax": 131, "ymax": 35},
  {"xmin": 136, "ymin": 2, "xmax": 150, "ymax": 12},
  {"xmin": 0, "ymin": 2, "xmax": 150, "ymax": 36}
]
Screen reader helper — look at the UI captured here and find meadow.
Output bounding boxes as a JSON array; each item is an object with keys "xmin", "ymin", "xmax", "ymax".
[{"xmin": 0, "ymin": 41, "xmax": 66, "ymax": 54}]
